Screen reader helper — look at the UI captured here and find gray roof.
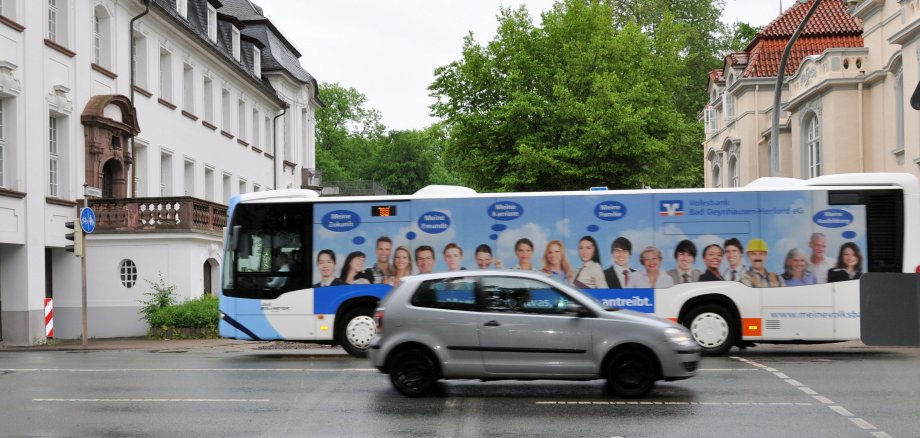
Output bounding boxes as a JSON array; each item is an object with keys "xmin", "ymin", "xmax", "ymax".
[{"xmin": 147, "ymin": 0, "xmax": 320, "ymax": 105}]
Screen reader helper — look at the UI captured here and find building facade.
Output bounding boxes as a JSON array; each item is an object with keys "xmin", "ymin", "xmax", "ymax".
[
  {"xmin": 0, "ymin": 0, "xmax": 322, "ymax": 345},
  {"xmin": 703, "ymin": 0, "xmax": 920, "ymax": 188}
]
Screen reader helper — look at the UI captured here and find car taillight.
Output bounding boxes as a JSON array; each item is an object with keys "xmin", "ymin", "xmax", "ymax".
[
  {"xmin": 374, "ymin": 310, "xmax": 384, "ymax": 333},
  {"xmin": 916, "ymin": 265, "xmax": 920, "ymax": 274}
]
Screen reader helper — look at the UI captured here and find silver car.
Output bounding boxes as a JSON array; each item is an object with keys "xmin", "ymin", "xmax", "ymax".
[{"xmin": 368, "ymin": 270, "xmax": 700, "ymax": 397}]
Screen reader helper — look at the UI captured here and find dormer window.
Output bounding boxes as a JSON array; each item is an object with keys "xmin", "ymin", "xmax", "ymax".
[
  {"xmin": 231, "ymin": 27, "xmax": 241, "ymax": 62},
  {"xmin": 207, "ymin": 4, "xmax": 217, "ymax": 42},
  {"xmin": 253, "ymin": 47, "xmax": 261, "ymax": 77},
  {"xmin": 176, "ymin": 0, "xmax": 187, "ymax": 19}
]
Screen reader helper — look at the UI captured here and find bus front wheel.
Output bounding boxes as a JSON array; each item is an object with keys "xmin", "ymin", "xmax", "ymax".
[
  {"xmin": 682, "ymin": 304, "xmax": 737, "ymax": 356},
  {"xmin": 337, "ymin": 307, "xmax": 376, "ymax": 357}
]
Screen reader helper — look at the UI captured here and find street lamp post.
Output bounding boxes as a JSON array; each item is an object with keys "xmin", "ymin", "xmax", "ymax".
[{"xmin": 770, "ymin": 0, "xmax": 823, "ymax": 176}]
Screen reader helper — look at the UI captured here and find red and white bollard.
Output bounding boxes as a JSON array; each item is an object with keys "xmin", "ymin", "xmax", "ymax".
[{"xmin": 44, "ymin": 297, "xmax": 54, "ymax": 338}]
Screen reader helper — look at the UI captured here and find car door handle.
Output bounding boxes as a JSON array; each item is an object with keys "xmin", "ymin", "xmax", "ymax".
[{"xmin": 483, "ymin": 320, "xmax": 501, "ymax": 327}]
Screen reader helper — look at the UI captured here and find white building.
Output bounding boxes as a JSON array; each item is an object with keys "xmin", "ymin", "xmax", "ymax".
[{"xmin": 0, "ymin": 0, "xmax": 322, "ymax": 345}]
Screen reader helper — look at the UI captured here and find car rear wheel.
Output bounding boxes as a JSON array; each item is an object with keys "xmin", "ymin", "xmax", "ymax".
[
  {"xmin": 337, "ymin": 307, "xmax": 376, "ymax": 358},
  {"xmin": 682, "ymin": 304, "xmax": 736, "ymax": 356},
  {"xmin": 607, "ymin": 348, "xmax": 656, "ymax": 398},
  {"xmin": 388, "ymin": 349, "xmax": 437, "ymax": 397}
]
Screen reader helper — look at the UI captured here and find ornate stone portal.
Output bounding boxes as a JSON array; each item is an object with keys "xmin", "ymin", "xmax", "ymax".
[{"xmin": 80, "ymin": 95, "xmax": 140, "ymax": 198}]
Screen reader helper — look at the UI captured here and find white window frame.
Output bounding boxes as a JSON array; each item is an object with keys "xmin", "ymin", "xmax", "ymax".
[
  {"xmin": 807, "ymin": 115, "xmax": 821, "ymax": 178},
  {"xmin": 231, "ymin": 27, "xmax": 241, "ymax": 61},
  {"xmin": 93, "ymin": 12, "xmax": 101, "ymax": 64},
  {"xmin": 49, "ymin": 116, "xmax": 59, "ymax": 197},
  {"xmin": 221, "ymin": 88, "xmax": 231, "ymax": 131},
  {"xmin": 252, "ymin": 108, "xmax": 260, "ymax": 147},
  {"xmin": 133, "ymin": 31, "xmax": 148, "ymax": 89},
  {"xmin": 203, "ymin": 76, "xmax": 213, "ymax": 122},
  {"xmin": 712, "ymin": 164, "xmax": 721, "ymax": 188},
  {"xmin": 207, "ymin": 4, "xmax": 217, "ymax": 42},
  {"xmin": 48, "ymin": 0, "xmax": 59, "ymax": 42},
  {"xmin": 183, "ymin": 62, "xmax": 194, "ymax": 112},
  {"xmin": 237, "ymin": 98, "xmax": 246, "ymax": 140},
  {"xmin": 159, "ymin": 47, "xmax": 172, "ymax": 101},
  {"xmin": 176, "ymin": 0, "xmax": 188, "ymax": 19},
  {"xmin": 0, "ymin": 99, "xmax": 5, "ymax": 188},
  {"xmin": 728, "ymin": 155, "xmax": 739, "ymax": 188},
  {"xmin": 253, "ymin": 47, "xmax": 261, "ymax": 77},
  {"xmin": 895, "ymin": 65, "xmax": 904, "ymax": 152}
]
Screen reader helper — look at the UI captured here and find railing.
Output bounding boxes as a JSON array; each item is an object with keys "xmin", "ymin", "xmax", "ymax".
[
  {"xmin": 321, "ymin": 180, "xmax": 388, "ymax": 196},
  {"xmin": 88, "ymin": 197, "xmax": 227, "ymax": 235}
]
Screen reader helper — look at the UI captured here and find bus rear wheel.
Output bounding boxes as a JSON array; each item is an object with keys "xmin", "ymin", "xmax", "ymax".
[
  {"xmin": 682, "ymin": 304, "xmax": 736, "ymax": 356},
  {"xmin": 337, "ymin": 307, "xmax": 376, "ymax": 357}
]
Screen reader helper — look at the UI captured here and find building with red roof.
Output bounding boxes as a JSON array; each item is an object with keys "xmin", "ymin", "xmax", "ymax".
[{"xmin": 702, "ymin": 0, "xmax": 920, "ymax": 187}]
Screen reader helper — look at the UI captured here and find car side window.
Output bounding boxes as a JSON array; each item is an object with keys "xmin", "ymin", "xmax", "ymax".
[
  {"xmin": 480, "ymin": 276, "xmax": 574, "ymax": 315},
  {"xmin": 411, "ymin": 278, "xmax": 478, "ymax": 311}
]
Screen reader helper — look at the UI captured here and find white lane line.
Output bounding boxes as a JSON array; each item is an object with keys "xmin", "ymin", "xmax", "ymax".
[
  {"xmin": 698, "ymin": 368, "xmax": 760, "ymax": 371},
  {"xmin": 1, "ymin": 368, "xmax": 377, "ymax": 372},
  {"xmin": 534, "ymin": 401, "xmax": 812, "ymax": 406},
  {"xmin": 735, "ymin": 357, "xmax": 890, "ymax": 437},
  {"xmin": 830, "ymin": 406, "xmax": 854, "ymax": 417},
  {"xmin": 34, "ymin": 398, "xmax": 269, "ymax": 403},
  {"xmin": 849, "ymin": 418, "xmax": 877, "ymax": 430}
]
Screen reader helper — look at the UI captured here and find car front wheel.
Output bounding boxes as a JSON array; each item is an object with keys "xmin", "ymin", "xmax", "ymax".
[
  {"xmin": 388, "ymin": 349, "xmax": 437, "ymax": 397},
  {"xmin": 607, "ymin": 348, "xmax": 656, "ymax": 398}
]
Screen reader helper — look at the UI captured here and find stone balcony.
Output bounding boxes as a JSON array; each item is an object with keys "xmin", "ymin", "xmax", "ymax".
[{"xmin": 88, "ymin": 197, "xmax": 227, "ymax": 236}]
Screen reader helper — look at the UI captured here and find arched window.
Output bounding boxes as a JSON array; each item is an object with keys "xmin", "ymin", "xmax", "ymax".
[
  {"xmin": 806, "ymin": 115, "xmax": 821, "ymax": 178},
  {"xmin": 728, "ymin": 155, "xmax": 739, "ymax": 187},
  {"xmin": 712, "ymin": 164, "xmax": 722, "ymax": 188},
  {"xmin": 895, "ymin": 63, "xmax": 904, "ymax": 152}
]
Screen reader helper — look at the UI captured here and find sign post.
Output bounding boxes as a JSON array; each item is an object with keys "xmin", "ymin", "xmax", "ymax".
[{"xmin": 79, "ymin": 186, "xmax": 96, "ymax": 348}]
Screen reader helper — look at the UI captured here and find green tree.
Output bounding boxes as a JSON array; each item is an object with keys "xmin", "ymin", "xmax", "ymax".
[
  {"xmin": 315, "ymin": 83, "xmax": 386, "ymax": 182},
  {"xmin": 365, "ymin": 124, "xmax": 463, "ymax": 195},
  {"xmin": 430, "ymin": 1, "xmax": 703, "ymax": 191},
  {"xmin": 726, "ymin": 21, "xmax": 760, "ymax": 53}
]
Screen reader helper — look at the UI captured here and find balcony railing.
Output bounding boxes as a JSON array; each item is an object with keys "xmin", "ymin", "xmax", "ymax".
[{"xmin": 88, "ymin": 197, "xmax": 227, "ymax": 235}]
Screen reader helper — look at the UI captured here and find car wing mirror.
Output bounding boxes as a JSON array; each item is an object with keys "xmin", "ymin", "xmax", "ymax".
[{"xmin": 565, "ymin": 302, "xmax": 587, "ymax": 316}]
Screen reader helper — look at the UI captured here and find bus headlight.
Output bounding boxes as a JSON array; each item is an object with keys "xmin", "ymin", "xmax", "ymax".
[{"xmin": 664, "ymin": 327, "xmax": 693, "ymax": 344}]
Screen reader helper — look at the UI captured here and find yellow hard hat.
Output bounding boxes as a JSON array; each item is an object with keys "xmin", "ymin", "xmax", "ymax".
[{"xmin": 747, "ymin": 238, "xmax": 768, "ymax": 252}]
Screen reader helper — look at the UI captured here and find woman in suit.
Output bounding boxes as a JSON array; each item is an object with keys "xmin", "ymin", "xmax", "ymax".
[
  {"xmin": 339, "ymin": 251, "xmax": 373, "ymax": 284},
  {"xmin": 698, "ymin": 244, "xmax": 725, "ymax": 282},
  {"xmin": 573, "ymin": 236, "xmax": 608, "ymax": 289},
  {"xmin": 827, "ymin": 242, "xmax": 863, "ymax": 283}
]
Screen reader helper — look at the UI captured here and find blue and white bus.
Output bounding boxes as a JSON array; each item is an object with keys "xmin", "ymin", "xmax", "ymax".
[{"xmin": 220, "ymin": 173, "xmax": 919, "ymax": 356}]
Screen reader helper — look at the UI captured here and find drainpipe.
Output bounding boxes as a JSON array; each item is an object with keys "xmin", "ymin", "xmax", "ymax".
[
  {"xmin": 272, "ymin": 104, "xmax": 288, "ymax": 190},
  {"xmin": 858, "ymin": 82, "xmax": 864, "ymax": 172},
  {"xmin": 129, "ymin": 0, "xmax": 151, "ymax": 198}
]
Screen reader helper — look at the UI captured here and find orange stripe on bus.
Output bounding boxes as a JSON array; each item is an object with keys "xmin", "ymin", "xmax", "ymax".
[{"xmin": 742, "ymin": 318, "xmax": 762, "ymax": 337}]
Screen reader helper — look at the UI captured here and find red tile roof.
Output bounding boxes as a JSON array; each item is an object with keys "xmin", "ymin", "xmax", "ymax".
[{"xmin": 739, "ymin": 0, "xmax": 863, "ymax": 78}]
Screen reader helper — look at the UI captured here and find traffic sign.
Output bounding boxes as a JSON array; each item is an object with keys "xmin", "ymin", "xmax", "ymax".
[
  {"xmin": 84, "ymin": 186, "xmax": 102, "ymax": 197},
  {"xmin": 80, "ymin": 207, "xmax": 96, "ymax": 234}
]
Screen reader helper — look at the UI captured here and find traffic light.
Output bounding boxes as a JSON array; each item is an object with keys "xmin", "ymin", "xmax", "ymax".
[{"xmin": 65, "ymin": 220, "xmax": 83, "ymax": 257}]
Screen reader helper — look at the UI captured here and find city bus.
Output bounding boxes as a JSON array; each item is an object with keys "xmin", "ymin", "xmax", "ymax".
[{"xmin": 220, "ymin": 173, "xmax": 919, "ymax": 356}]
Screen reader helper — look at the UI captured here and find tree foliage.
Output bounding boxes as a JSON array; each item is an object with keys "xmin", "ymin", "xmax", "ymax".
[
  {"xmin": 430, "ymin": 0, "xmax": 711, "ymax": 191},
  {"xmin": 726, "ymin": 21, "xmax": 760, "ymax": 53},
  {"xmin": 315, "ymin": 83, "xmax": 462, "ymax": 194}
]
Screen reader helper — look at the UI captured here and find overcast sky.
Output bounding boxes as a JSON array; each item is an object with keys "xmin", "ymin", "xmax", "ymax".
[{"xmin": 257, "ymin": 0, "xmax": 788, "ymax": 131}]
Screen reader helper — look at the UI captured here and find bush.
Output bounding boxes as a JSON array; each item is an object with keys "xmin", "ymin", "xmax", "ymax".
[
  {"xmin": 149, "ymin": 295, "xmax": 220, "ymax": 329},
  {"xmin": 138, "ymin": 273, "xmax": 177, "ymax": 326}
]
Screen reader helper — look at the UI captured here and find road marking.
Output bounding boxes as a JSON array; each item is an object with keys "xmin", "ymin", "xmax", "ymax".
[
  {"xmin": 534, "ymin": 401, "xmax": 813, "ymax": 406},
  {"xmin": 697, "ymin": 368, "xmax": 760, "ymax": 371},
  {"xmin": 830, "ymin": 406, "xmax": 854, "ymax": 417},
  {"xmin": 734, "ymin": 357, "xmax": 889, "ymax": 438},
  {"xmin": 1, "ymin": 368, "xmax": 377, "ymax": 372},
  {"xmin": 34, "ymin": 398, "xmax": 269, "ymax": 403},
  {"xmin": 850, "ymin": 418, "xmax": 877, "ymax": 430}
]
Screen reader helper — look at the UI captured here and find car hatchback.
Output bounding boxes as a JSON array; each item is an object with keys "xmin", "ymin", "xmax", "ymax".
[{"xmin": 368, "ymin": 270, "xmax": 699, "ymax": 397}]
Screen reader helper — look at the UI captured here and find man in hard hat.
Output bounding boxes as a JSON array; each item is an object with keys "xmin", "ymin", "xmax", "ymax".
[{"xmin": 741, "ymin": 238, "xmax": 784, "ymax": 288}]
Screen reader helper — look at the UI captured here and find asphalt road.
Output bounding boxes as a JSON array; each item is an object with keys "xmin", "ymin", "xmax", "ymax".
[{"xmin": 0, "ymin": 342, "xmax": 916, "ymax": 437}]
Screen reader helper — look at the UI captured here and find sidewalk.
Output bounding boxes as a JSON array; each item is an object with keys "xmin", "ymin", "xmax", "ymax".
[{"xmin": 0, "ymin": 337, "xmax": 349, "ymax": 355}]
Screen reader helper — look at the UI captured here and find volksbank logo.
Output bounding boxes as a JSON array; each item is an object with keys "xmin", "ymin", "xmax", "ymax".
[{"xmin": 659, "ymin": 200, "xmax": 684, "ymax": 216}]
